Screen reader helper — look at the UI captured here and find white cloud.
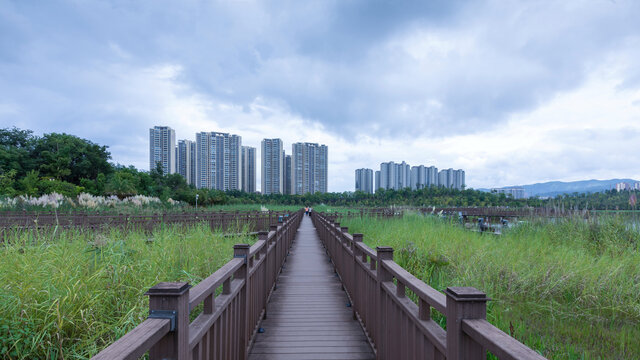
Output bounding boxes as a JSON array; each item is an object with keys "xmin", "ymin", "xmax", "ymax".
[{"xmin": 3, "ymin": 0, "xmax": 640, "ymax": 192}]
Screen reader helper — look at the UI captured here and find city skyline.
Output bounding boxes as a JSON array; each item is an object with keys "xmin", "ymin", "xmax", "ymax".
[
  {"xmin": 4, "ymin": 2, "xmax": 640, "ymax": 192},
  {"xmin": 366, "ymin": 162, "xmax": 465, "ymax": 192},
  {"xmin": 158, "ymin": 127, "xmax": 333, "ymax": 193}
]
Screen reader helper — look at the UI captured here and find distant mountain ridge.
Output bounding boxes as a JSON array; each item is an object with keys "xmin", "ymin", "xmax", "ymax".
[{"xmin": 478, "ymin": 179, "xmax": 639, "ymax": 198}]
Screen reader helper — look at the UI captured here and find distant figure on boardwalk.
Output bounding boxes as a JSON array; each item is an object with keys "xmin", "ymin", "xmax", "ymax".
[
  {"xmin": 308, "ymin": 207, "xmax": 313, "ymax": 216},
  {"xmin": 305, "ymin": 206, "xmax": 309, "ymax": 215}
]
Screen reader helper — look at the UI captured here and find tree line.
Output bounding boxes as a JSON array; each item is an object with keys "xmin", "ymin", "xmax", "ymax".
[{"xmin": 1, "ymin": 127, "xmax": 637, "ymax": 209}]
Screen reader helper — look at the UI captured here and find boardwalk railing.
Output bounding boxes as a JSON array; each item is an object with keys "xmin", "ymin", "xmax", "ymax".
[
  {"xmin": 0, "ymin": 210, "xmax": 288, "ymax": 240},
  {"xmin": 312, "ymin": 212, "xmax": 547, "ymax": 360},
  {"xmin": 92, "ymin": 210, "xmax": 303, "ymax": 360},
  {"xmin": 330, "ymin": 206, "xmax": 594, "ymax": 219}
]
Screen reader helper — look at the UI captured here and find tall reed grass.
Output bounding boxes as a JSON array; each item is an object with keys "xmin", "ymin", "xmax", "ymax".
[
  {"xmin": 0, "ymin": 224, "xmax": 253, "ymax": 359},
  {"xmin": 340, "ymin": 214, "xmax": 640, "ymax": 359}
]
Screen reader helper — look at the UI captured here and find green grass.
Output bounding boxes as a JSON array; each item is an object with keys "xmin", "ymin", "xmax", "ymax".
[
  {"xmin": 0, "ymin": 224, "xmax": 255, "ymax": 359},
  {"xmin": 339, "ymin": 214, "xmax": 640, "ymax": 359}
]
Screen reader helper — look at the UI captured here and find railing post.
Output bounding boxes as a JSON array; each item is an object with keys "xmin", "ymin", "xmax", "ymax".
[
  {"xmin": 234, "ymin": 244, "xmax": 251, "ymax": 360},
  {"xmin": 445, "ymin": 287, "xmax": 488, "ymax": 360},
  {"xmin": 340, "ymin": 226, "xmax": 349, "ymax": 288},
  {"xmin": 376, "ymin": 246, "xmax": 394, "ymax": 360},
  {"xmin": 146, "ymin": 282, "xmax": 191, "ymax": 360},
  {"xmin": 352, "ymin": 233, "xmax": 363, "ymax": 320},
  {"xmin": 258, "ymin": 231, "xmax": 269, "ymax": 319}
]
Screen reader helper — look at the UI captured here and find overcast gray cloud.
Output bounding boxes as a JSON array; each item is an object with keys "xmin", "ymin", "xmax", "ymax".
[{"xmin": 1, "ymin": 0, "xmax": 640, "ymax": 191}]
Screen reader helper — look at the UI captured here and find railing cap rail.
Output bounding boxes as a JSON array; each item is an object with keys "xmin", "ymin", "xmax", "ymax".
[
  {"xmin": 381, "ymin": 259, "xmax": 447, "ymax": 313},
  {"xmin": 145, "ymin": 282, "xmax": 190, "ymax": 296},
  {"xmin": 445, "ymin": 287, "xmax": 488, "ymax": 301},
  {"xmin": 462, "ymin": 318, "xmax": 547, "ymax": 360}
]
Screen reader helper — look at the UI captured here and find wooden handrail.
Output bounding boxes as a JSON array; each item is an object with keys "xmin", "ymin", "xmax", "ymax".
[
  {"xmin": 381, "ymin": 259, "xmax": 447, "ymax": 313},
  {"xmin": 188, "ymin": 258, "xmax": 244, "ymax": 310},
  {"xmin": 462, "ymin": 319, "xmax": 546, "ymax": 360},
  {"xmin": 92, "ymin": 318, "xmax": 171, "ymax": 360},
  {"xmin": 188, "ymin": 278, "xmax": 245, "ymax": 349}
]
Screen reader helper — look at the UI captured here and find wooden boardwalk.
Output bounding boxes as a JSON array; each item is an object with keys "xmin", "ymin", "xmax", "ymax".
[{"xmin": 249, "ymin": 216, "xmax": 375, "ymax": 360}]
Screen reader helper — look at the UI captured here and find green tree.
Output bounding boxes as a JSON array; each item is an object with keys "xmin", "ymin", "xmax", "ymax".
[
  {"xmin": 34, "ymin": 133, "xmax": 112, "ymax": 183},
  {"xmin": 19, "ymin": 170, "xmax": 40, "ymax": 196},
  {"xmin": 105, "ymin": 171, "xmax": 139, "ymax": 198},
  {"xmin": 0, "ymin": 127, "xmax": 37, "ymax": 177},
  {"xmin": 0, "ymin": 169, "xmax": 17, "ymax": 196}
]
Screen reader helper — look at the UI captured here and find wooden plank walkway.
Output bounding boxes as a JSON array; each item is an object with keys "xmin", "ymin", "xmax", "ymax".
[{"xmin": 249, "ymin": 215, "xmax": 375, "ymax": 360}]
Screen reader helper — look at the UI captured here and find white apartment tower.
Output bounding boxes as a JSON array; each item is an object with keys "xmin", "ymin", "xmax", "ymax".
[
  {"xmin": 438, "ymin": 168, "xmax": 455, "ymax": 189},
  {"xmin": 411, "ymin": 165, "xmax": 438, "ymax": 190},
  {"xmin": 292, "ymin": 142, "xmax": 328, "ymax": 194},
  {"xmin": 241, "ymin": 146, "xmax": 256, "ymax": 193},
  {"xmin": 149, "ymin": 126, "xmax": 176, "ymax": 174},
  {"xmin": 177, "ymin": 139, "xmax": 196, "ymax": 185},
  {"xmin": 261, "ymin": 139, "xmax": 284, "ymax": 194},
  {"xmin": 379, "ymin": 162, "xmax": 396, "ymax": 190},
  {"xmin": 379, "ymin": 161, "xmax": 410, "ymax": 190},
  {"xmin": 195, "ymin": 132, "xmax": 242, "ymax": 190},
  {"xmin": 454, "ymin": 169, "xmax": 465, "ymax": 190},
  {"xmin": 355, "ymin": 168, "xmax": 374, "ymax": 194}
]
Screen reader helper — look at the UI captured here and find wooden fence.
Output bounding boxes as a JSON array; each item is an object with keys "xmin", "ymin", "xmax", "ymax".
[
  {"xmin": 92, "ymin": 210, "xmax": 303, "ymax": 360},
  {"xmin": 332, "ymin": 206, "xmax": 592, "ymax": 219},
  {"xmin": 312, "ymin": 212, "xmax": 547, "ymax": 360},
  {"xmin": 0, "ymin": 210, "xmax": 289, "ymax": 241}
]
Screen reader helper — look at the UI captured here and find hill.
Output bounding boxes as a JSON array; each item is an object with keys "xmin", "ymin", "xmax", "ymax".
[{"xmin": 481, "ymin": 179, "xmax": 638, "ymax": 198}]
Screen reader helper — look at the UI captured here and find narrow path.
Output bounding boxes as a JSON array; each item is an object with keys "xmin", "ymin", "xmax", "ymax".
[{"xmin": 248, "ymin": 215, "xmax": 375, "ymax": 360}]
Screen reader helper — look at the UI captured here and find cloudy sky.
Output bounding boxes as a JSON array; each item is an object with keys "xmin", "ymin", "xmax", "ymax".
[{"xmin": 1, "ymin": 0, "xmax": 640, "ymax": 192}]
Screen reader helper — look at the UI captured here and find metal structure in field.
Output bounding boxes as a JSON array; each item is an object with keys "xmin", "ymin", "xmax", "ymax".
[{"xmin": 92, "ymin": 210, "xmax": 546, "ymax": 360}]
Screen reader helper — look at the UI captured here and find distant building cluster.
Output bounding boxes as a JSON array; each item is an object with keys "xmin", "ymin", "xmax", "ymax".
[
  {"xmin": 149, "ymin": 126, "xmax": 328, "ymax": 194},
  {"xmin": 492, "ymin": 187, "xmax": 527, "ymax": 199},
  {"xmin": 355, "ymin": 161, "xmax": 465, "ymax": 193},
  {"xmin": 615, "ymin": 182, "xmax": 640, "ymax": 192}
]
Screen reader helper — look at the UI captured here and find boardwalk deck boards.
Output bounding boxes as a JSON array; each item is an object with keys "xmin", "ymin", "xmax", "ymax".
[{"xmin": 249, "ymin": 216, "xmax": 375, "ymax": 360}]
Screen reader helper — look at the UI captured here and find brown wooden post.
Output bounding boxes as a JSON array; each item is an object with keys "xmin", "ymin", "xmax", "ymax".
[
  {"xmin": 445, "ymin": 287, "xmax": 488, "ymax": 360},
  {"xmin": 352, "ymin": 233, "xmax": 363, "ymax": 320},
  {"xmin": 146, "ymin": 282, "xmax": 191, "ymax": 360},
  {"xmin": 234, "ymin": 244, "xmax": 251, "ymax": 360},
  {"xmin": 258, "ymin": 231, "xmax": 269, "ymax": 319},
  {"xmin": 376, "ymin": 246, "xmax": 394, "ymax": 360},
  {"xmin": 340, "ymin": 226, "xmax": 349, "ymax": 288}
]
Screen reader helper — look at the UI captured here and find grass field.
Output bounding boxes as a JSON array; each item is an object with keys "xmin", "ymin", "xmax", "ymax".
[
  {"xmin": 0, "ymin": 223, "xmax": 254, "ymax": 359},
  {"xmin": 339, "ymin": 213, "xmax": 640, "ymax": 359}
]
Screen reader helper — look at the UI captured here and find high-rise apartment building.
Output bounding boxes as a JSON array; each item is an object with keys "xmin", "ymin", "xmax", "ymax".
[
  {"xmin": 177, "ymin": 139, "xmax": 196, "ymax": 185},
  {"xmin": 241, "ymin": 146, "xmax": 256, "ymax": 193},
  {"xmin": 149, "ymin": 126, "xmax": 176, "ymax": 174},
  {"xmin": 261, "ymin": 139, "xmax": 284, "ymax": 194},
  {"xmin": 291, "ymin": 142, "xmax": 328, "ymax": 194},
  {"xmin": 379, "ymin": 161, "xmax": 410, "ymax": 190},
  {"xmin": 438, "ymin": 168, "xmax": 455, "ymax": 189},
  {"xmin": 379, "ymin": 162, "xmax": 396, "ymax": 190},
  {"xmin": 284, "ymin": 154, "xmax": 292, "ymax": 195},
  {"xmin": 410, "ymin": 165, "xmax": 438, "ymax": 190},
  {"xmin": 195, "ymin": 132, "xmax": 242, "ymax": 190},
  {"xmin": 375, "ymin": 160, "xmax": 464, "ymax": 191},
  {"xmin": 453, "ymin": 169, "xmax": 465, "ymax": 190},
  {"xmin": 355, "ymin": 168, "xmax": 374, "ymax": 194},
  {"xmin": 397, "ymin": 161, "xmax": 411, "ymax": 189}
]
